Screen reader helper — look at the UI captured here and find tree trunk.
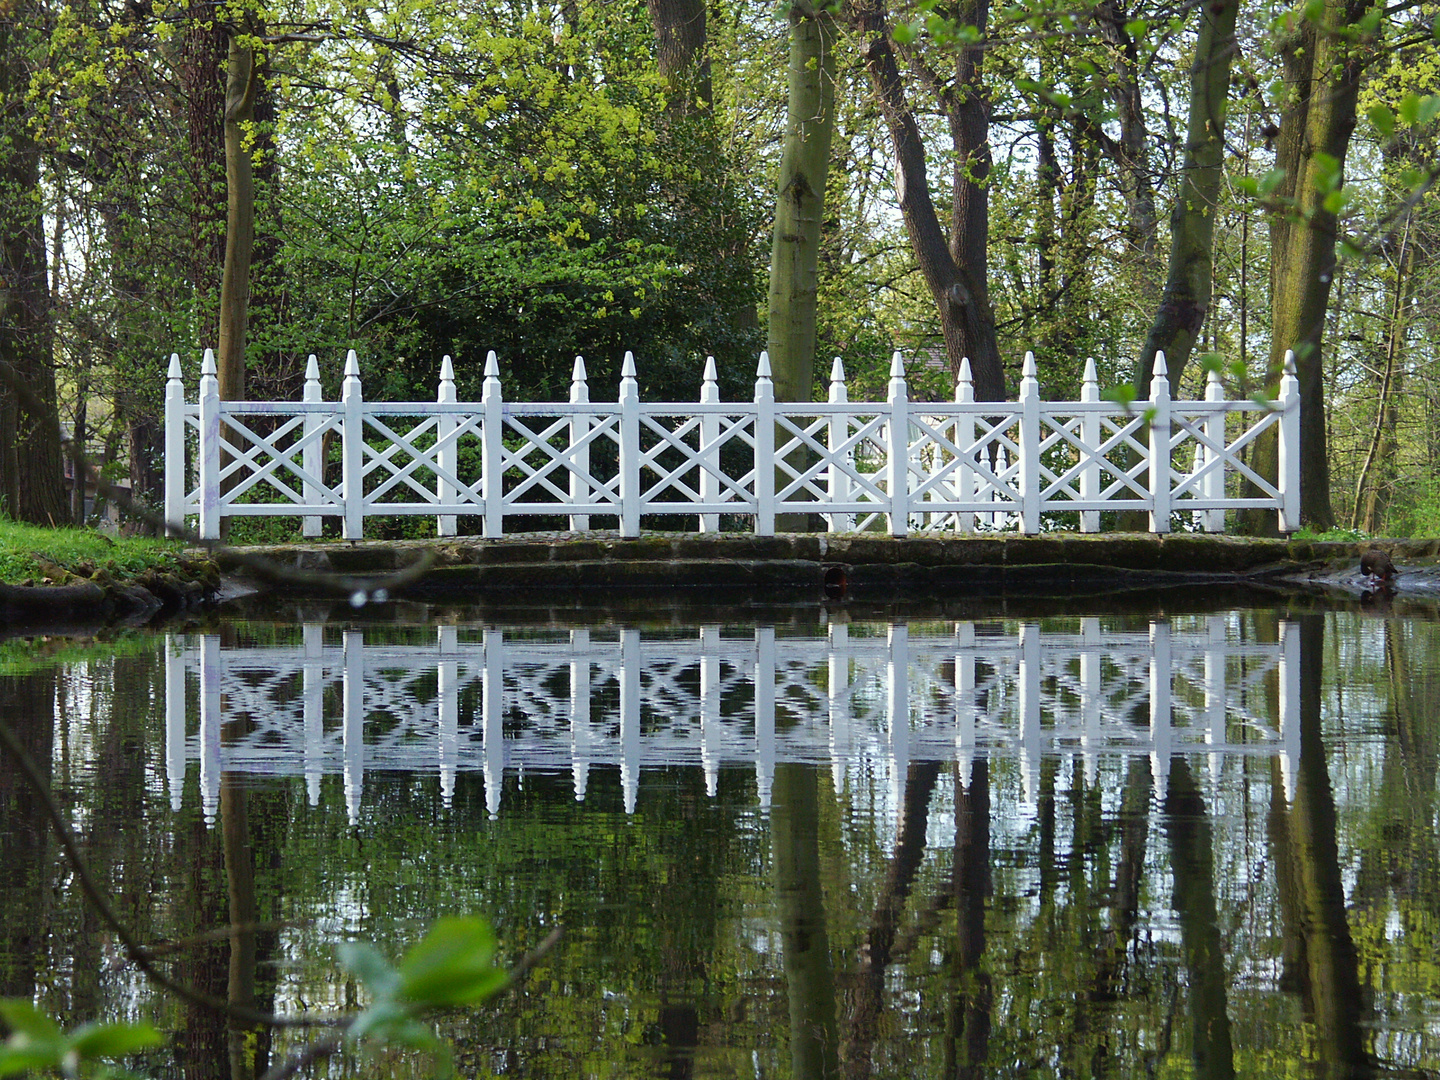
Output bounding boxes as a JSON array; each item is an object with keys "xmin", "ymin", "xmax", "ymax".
[
  {"xmin": 1240, "ymin": 0, "xmax": 1374, "ymax": 532},
  {"xmin": 646, "ymin": 0, "xmax": 712, "ymax": 113},
  {"xmin": 182, "ymin": 1, "xmax": 227, "ymax": 351},
  {"xmin": 218, "ymin": 32, "xmax": 261, "ymax": 403},
  {"xmin": 851, "ymin": 0, "xmax": 1003, "ymax": 400},
  {"xmin": 1134, "ymin": 0, "xmax": 1241, "ymax": 394},
  {"xmin": 1093, "ymin": 0, "xmax": 1158, "ymax": 275},
  {"xmin": 0, "ymin": 8, "xmax": 67, "ymax": 526},
  {"xmin": 1353, "ymin": 215, "xmax": 1413, "ymax": 532},
  {"xmin": 766, "ymin": 1, "xmax": 838, "ymax": 404}
]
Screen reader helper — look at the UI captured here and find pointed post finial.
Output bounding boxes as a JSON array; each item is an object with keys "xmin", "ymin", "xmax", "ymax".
[
  {"xmin": 201, "ymin": 348, "xmax": 216, "ymax": 377},
  {"xmin": 1153, "ymin": 350, "xmax": 1169, "ymax": 378},
  {"xmin": 344, "ymin": 349, "xmax": 360, "ymax": 379},
  {"xmin": 1023, "ymin": 350, "xmax": 1038, "ymax": 381},
  {"xmin": 572, "ymin": 355, "xmax": 588, "ymax": 383},
  {"xmin": 305, "ymin": 354, "xmax": 320, "ymax": 382},
  {"xmin": 1082, "ymin": 357, "xmax": 1097, "ymax": 385},
  {"xmin": 890, "ymin": 350, "xmax": 906, "ymax": 379},
  {"xmin": 1282, "ymin": 348, "xmax": 1297, "ymax": 377},
  {"xmin": 756, "ymin": 350, "xmax": 772, "ymax": 380},
  {"xmin": 440, "ymin": 354, "xmax": 455, "ymax": 383},
  {"xmin": 484, "ymin": 350, "xmax": 500, "ymax": 380},
  {"xmin": 621, "ymin": 350, "xmax": 636, "ymax": 379},
  {"xmin": 829, "ymin": 356, "xmax": 845, "ymax": 384},
  {"xmin": 167, "ymin": 353, "xmax": 182, "ymax": 381},
  {"xmin": 703, "ymin": 355, "xmax": 718, "ymax": 385}
]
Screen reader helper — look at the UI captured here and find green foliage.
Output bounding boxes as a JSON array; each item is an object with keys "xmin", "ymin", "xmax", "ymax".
[{"xmin": 0, "ymin": 1000, "xmax": 162, "ymax": 1079}]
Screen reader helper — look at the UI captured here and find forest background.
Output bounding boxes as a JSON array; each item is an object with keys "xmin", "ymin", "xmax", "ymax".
[{"xmin": 1, "ymin": 0, "xmax": 1437, "ymax": 538}]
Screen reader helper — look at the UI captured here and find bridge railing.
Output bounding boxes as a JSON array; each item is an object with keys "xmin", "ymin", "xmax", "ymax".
[
  {"xmin": 164, "ymin": 616, "xmax": 1300, "ymax": 822},
  {"xmin": 163, "ymin": 348, "xmax": 1301, "ymax": 540}
]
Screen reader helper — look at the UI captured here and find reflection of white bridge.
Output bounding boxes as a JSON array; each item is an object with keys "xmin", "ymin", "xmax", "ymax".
[{"xmin": 165, "ymin": 618, "xmax": 1301, "ymax": 822}]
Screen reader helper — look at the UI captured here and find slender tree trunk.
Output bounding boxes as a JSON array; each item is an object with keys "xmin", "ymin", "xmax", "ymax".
[
  {"xmin": 943, "ymin": 760, "xmax": 991, "ymax": 1080},
  {"xmin": 772, "ymin": 763, "xmax": 841, "ymax": 1080},
  {"xmin": 218, "ymin": 32, "xmax": 260, "ymax": 403},
  {"xmin": 1134, "ymin": 0, "xmax": 1241, "ymax": 394},
  {"xmin": 0, "ymin": 8, "xmax": 67, "ymax": 526},
  {"xmin": 1163, "ymin": 758, "xmax": 1236, "ymax": 1080},
  {"xmin": 182, "ymin": 0, "xmax": 227, "ymax": 349},
  {"xmin": 1093, "ymin": 0, "xmax": 1158, "ymax": 276},
  {"xmin": 850, "ymin": 0, "xmax": 1003, "ymax": 400},
  {"xmin": 767, "ymin": 1, "xmax": 838, "ymax": 404},
  {"xmin": 1353, "ymin": 216, "xmax": 1413, "ymax": 532},
  {"xmin": 1240, "ymin": 0, "xmax": 1375, "ymax": 532}
]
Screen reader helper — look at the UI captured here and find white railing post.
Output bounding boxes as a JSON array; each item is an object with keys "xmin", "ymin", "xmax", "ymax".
[
  {"xmin": 699, "ymin": 356, "xmax": 720, "ymax": 533},
  {"xmin": 700, "ymin": 626, "xmax": 721, "ymax": 796},
  {"xmin": 1149, "ymin": 619, "xmax": 1172, "ymax": 794},
  {"xmin": 569, "ymin": 356, "xmax": 591, "ymax": 532},
  {"xmin": 302, "ymin": 355, "xmax": 324, "ymax": 538},
  {"xmin": 570, "ymin": 627, "xmax": 592, "ymax": 800},
  {"xmin": 1203, "ymin": 366, "xmax": 1226, "ymax": 532},
  {"xmin": 886, "ymin": 623, "xmax": 910, "ymax": 812},
  {"xmin": 1018, "ymin": 622, "xmax": 1041, "ymax": 804},
  {"xmin": 1079, "ymin": 617, "xmax": 1101, "ymax": 787},
  {"xmin": 1148, "ymin": 350, "xmax": 1172, "ymax": 534},
  {"xmin": 754, "ymin": 625, "xmax": 776, "ymax": 812},
  {"xmin": 826, "ymin": 357, "xmax": 852, "ymax": 533},
  {"xmin": 955, "ymin": 358, "xmax": 976, "ymax": 532},
  {"xmin": 1079, "ymin": 358, "xmax": 1100, "ymax": 533},
  {"xmin": 482, "ymin": 628, "xmax": 505, "ymax": 816},
  {"xmin": 827, "ymin": 621, "xmax": 851, "ymax": 792},
  {"xmin": 1019, "ymin": 351, "xmax": 1041, "ymax": 534},
  {"xmin": 437, "ymin": 355, "xmax": 457, "ymax": 537},
  {"xmin": 438, "ymin": 624, "xmax": 458, "ymax": 804},
  {"xmin": 620, "ymin": 628, "xmax": 641, "ymax": 813},
  {"xmin": 953, "ymin": 621, "xmax": 976, "ymax": 787},
  {"xmin": 198, "ymin": 349, "xmax": 221, "ymax": 541},
  {"xmin": 303, "ymin": 622, "xmax": 324, "ymax": 806},
  {"xmin": 341, "ymin": 350, "xmax": 364, "ymax": 540},
  {"xmin": 1279, "ymin": 619, "xmax": 1299, "ymax": 801},
  {"xmin": 619, "ymin": 351, "xmax": 641, "ymax": 537},
  {"xmin": 1278, "ymin": 349, "xmax": 1301, "ymax": 533},
  {"xmin": 481, "ymin": 351, "xmax": 504, "ymax": 539},
  {"xmin": 886, "ymin": 351, "xmax": 910, "ymax": 536},
  {"xmin": 754, "ymin": 352, "xmax": 775, "ymax": 536},
  {"xmin": 342, "ymin": 628, "xmax": 365, "ymax": 823},
  {"xmin": 199, "ymin": 632, "xmax": 221, "ymax": 822},
  {"xmin": 164, "ymin": 354, "xmax": 186, "ymax": 537},
  {"xmin": 164, "ymin": 633, "xmax": 186, "ymax": 810}
]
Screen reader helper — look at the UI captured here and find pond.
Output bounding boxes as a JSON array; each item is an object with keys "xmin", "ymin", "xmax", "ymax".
[{"xmin": 1, "ymin": 595, "xmax": 1438, "ymax": 1079}]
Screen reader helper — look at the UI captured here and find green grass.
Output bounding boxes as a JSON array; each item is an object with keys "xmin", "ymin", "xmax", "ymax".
[{"xmin": 0, "ymin": 520, "xmax": 186, "ymax": 586}]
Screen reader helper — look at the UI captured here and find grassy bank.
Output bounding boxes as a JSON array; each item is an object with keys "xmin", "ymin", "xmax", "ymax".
[{"xmin": 0, "ymin": 521, "xmax": 186, "ymax": 586}]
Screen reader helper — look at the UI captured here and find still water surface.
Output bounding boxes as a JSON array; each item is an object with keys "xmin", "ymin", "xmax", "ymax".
[{"xmin": 1, "ymin": 601, "xmax": 1438, "ymax": 1078}]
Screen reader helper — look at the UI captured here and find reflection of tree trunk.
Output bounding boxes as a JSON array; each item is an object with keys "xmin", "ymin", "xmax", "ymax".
[
  {"xmin": 843, "ymin": 760, "xmax": 941, "ymax": 1080},
  {"xmin": 174, "ymin": 815, "xmax": 230, "ymax": 1080},
  {"xmin": 1062, "ymin": 756, "xmax": 1151, "ymax": 1074},
  {"xmin": 773, "ymin": 763, "xmax": 840, "ymax": 1080},
  {"xmin": 0, "ymin": 670, "xmax": 56, "ymax": 1002},
  {"xmin": 1285, "ymin": 614, "xmax": 1374, "ymax": 1077},
  {"xmin": 1163, "ymin": 757, "xmax": 1235, "ymax": 1080},
  {"xmin": 222, "ymin": 774, "xmax": 262, "ymax": 1080},
  {"xmin": 944, "ymin": 759, "xmax": 990, "ymax": 1079}
]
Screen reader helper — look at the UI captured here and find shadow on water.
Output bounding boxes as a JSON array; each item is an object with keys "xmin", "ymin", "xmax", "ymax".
[{"xmin": 3, "ymin": 595, "xmax": 1437, "ymax": 1079}]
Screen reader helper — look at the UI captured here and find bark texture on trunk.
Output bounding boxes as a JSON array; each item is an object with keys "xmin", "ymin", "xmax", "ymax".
[
  {"xmin": 1241, "ymin": 0, "xmax": 1374, "ymax": 532},
  {"xmin": 218, "ymin": 32, "xmax": 261, "ymax": 403},
  {"xmin": 0, "ymin": 9, "xmax": 67, "ymax": 525},
  {"xmin": 647, "ymin": 0, "xmax": 712, "ymax": 112},
  {"xmin": 1134, "ymin": 0, "xmax": 1241, "ymax": 394},
  {"xmin": 850, "ymin": 0, "xmax": 1003, "ymax": 400},
  {"xmin": 766, "ymin": 2, "xmax": 838, "ymax": 404}
]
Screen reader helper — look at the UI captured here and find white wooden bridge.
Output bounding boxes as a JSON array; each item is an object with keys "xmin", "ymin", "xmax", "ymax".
[
  {"xmin": 162, "ymin": 348, "xmax": 1301, "ymax": 540},
  {"xmin": 163, "ymin": 616, "xmax": 1301, "ymax": 823}
]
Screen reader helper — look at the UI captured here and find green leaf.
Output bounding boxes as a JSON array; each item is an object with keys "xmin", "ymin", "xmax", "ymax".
[
  {"xmin": 1124, "ymin": 17, "xmax": 1148, "ymax": 36},
  {"xmin": 0, "ymin": 1045, "xmax": 62, "ymax": 1078},
  {"xmin": 338, "ymin": 942, "xmax": 402, "ymax": 1001},
  {"xmin": 1322, "ymin": 189, "xmax": 1347, "ymax": 214},
  {"xmin": 1398, "ymin": 92, "xmax": 1421, "ymax": 126},
  {"xmin": 1198, "ymin": 353, "xmax": 1225, "ymax": 374},
  {"xmin": 0, "ymin": 1001, "xmax": 63, "ymax": 1042},
  {"xmin": 892, "ymin": 20, "xmax": 918, "ymax": 44},
  {"xmin": 1233, "ymin": 175, "xmax": 1260, "ymax": 196},
  {"xmin": 1418, "ymin": 95, "xmax": 1440, "ymax": 125},
  {"xmin": 1258, "ymin": 168, "xmax": 1287, "ymax": 195},
  {"xmin": 396, "ymin": 916, "xmax": 508, "ymax": 1008},
  {"xmin": 68, "ymin": 1021, "xmax": 164, "ymax": 1059},
  {"xmin": 1368, "ymin": 103, "xmax": 1395, "ymax": 139}
]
